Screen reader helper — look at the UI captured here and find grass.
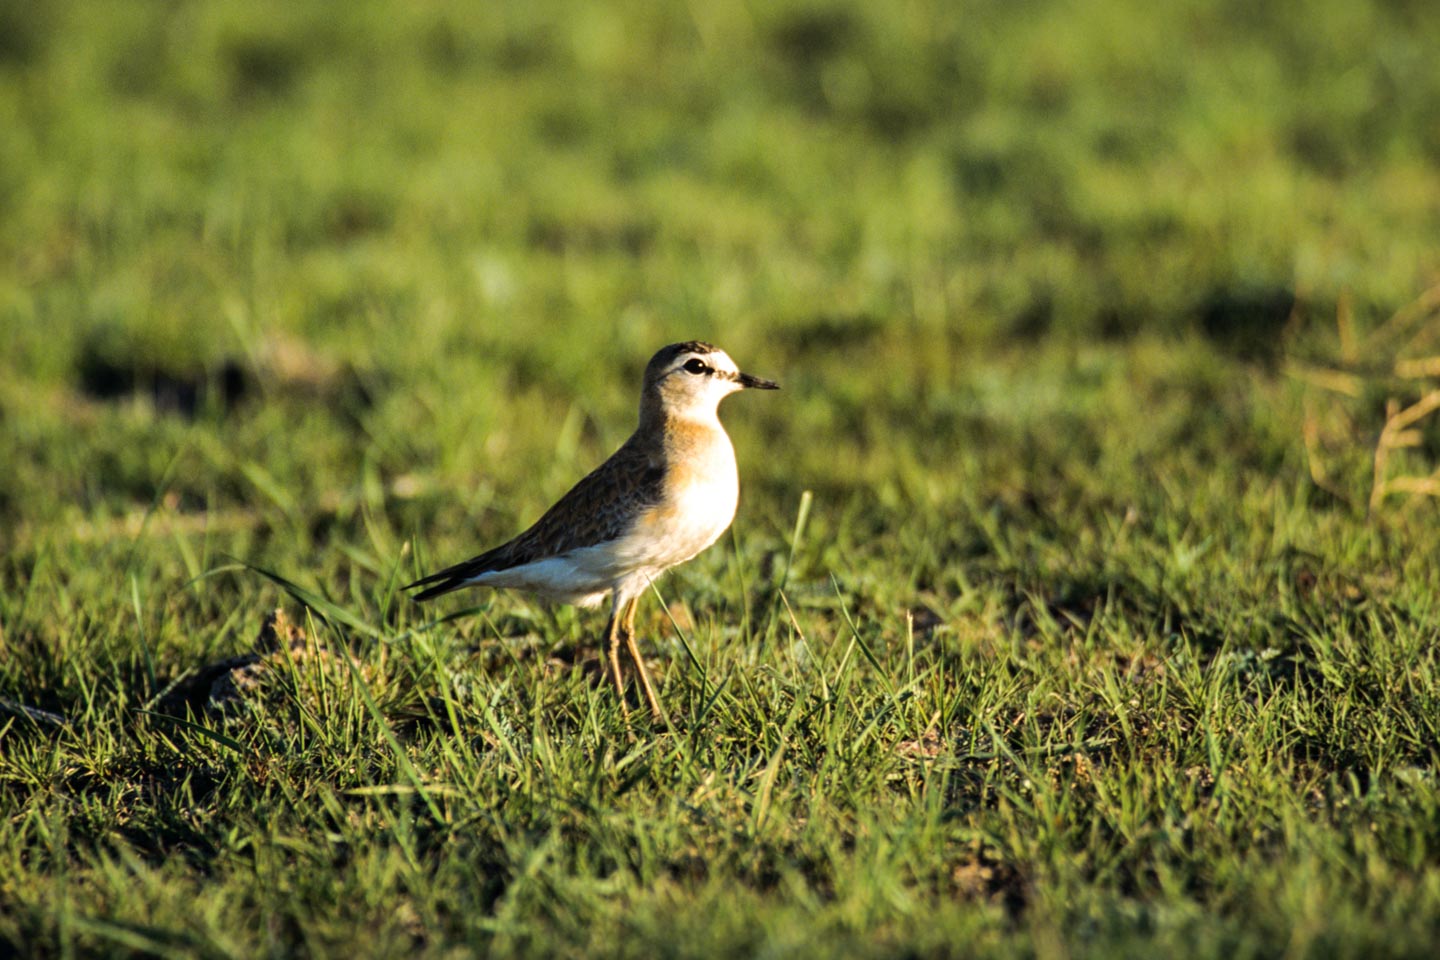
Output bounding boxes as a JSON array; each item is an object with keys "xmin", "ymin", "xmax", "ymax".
[{"xmin": 4, "ymin": 0, "xmax": 1440, "ymax": 956}]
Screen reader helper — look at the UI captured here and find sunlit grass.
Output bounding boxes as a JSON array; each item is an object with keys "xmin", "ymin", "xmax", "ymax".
[{"xmin": 4, "ymin": 0, "xmax": 1440, "ymax": 956}]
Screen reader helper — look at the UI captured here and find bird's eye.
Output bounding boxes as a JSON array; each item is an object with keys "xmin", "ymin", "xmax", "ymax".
[{"xmin": 682, "ymin": 358, "xmax": 709, "ymax": 375}]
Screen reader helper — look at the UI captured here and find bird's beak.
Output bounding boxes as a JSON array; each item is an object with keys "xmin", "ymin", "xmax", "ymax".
[{"xmin": 736, "ymin": 371, "xmax": 780, "ymax": 390}]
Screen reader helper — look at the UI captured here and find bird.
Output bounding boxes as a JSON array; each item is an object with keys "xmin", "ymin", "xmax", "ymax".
[{"xmin": 406, "ymin": 341, "xmax": 779, "ymax": 722}]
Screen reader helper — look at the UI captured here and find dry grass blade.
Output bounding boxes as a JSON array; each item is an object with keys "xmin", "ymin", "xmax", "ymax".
[
  {"xmin": 1365, "ymin": 281, "xmax": 1440, "ymax": 352},
  {"xmin": 0, "ymin": 697, "xmax": 69, "ymax": 729},
  {"xmin": 1394, "ymin": 356, "xmax": 1440, "ymax": 379},
  {"xmin": 1289, "ymin": 286, "xmax": 1440, "ymax": 512},
  {"xmin": 1371, "ymin": 389, "xmax": 1440, "ymax": 510}
]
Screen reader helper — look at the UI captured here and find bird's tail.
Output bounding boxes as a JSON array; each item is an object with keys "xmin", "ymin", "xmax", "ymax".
[
  {"xmin": 405, "ymin": 574, "xmax": 468, "ymax": 602},
  {"xmin": 405, "ymin": 548, "xmax": 505, "ymax": 602}
]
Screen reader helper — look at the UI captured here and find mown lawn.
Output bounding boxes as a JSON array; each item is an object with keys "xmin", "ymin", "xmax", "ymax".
[{"xmin": 4, "ymin": 0, "xmax": 1440, "ymax": 956}]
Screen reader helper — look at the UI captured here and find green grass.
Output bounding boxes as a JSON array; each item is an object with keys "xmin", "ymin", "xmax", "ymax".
[{"xmin": 5, "ymin": 0, "xmax": 1440, "ymax": 956}]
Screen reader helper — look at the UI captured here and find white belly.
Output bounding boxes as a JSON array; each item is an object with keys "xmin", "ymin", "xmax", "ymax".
[
  {"xmin": 469, "ymin": 557, "xmax": 614, "ymax": 607},
  {"xmin": 650, "ymin": 465, "xmax": 739, "ymax": 567}
]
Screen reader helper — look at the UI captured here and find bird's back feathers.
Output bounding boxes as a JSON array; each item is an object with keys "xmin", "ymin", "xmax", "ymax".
[{"xmin": 407, "ymin": 436, "xmax": 665, "ymax": 601}]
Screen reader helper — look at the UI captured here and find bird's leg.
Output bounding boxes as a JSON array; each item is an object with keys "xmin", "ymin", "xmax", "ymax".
[
  {"xmin": 604, "ymin": 604, "xmax": 630, "ymax": 723},
  {"xmin": 620, "ymin": 596, "xmax": 666, "ymax": 724}
]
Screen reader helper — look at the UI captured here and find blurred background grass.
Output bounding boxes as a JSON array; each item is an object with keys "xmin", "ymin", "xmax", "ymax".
[
  {"xmin": 3, "ymin": 0, "xmax": 1439, "ymax": 532},
  {"xmin": 5, "ymin": 0, "xmax": 1440, "ymax": 956}
]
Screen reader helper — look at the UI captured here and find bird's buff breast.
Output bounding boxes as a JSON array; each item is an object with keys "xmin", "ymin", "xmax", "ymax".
[{"xmin": 630, "ymin": 433, "xmax": 738, "ymax": 570}]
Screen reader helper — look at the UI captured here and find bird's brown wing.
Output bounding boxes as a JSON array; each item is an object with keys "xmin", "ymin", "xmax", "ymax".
[{"xmin": 407, "ymin": 436, "xmax": 665, "ymax": 601}]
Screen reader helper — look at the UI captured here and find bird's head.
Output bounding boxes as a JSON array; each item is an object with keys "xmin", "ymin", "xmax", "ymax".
[{"xmin": 641, "ymin": 341, "xmax": 779, "ymax": 422}]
